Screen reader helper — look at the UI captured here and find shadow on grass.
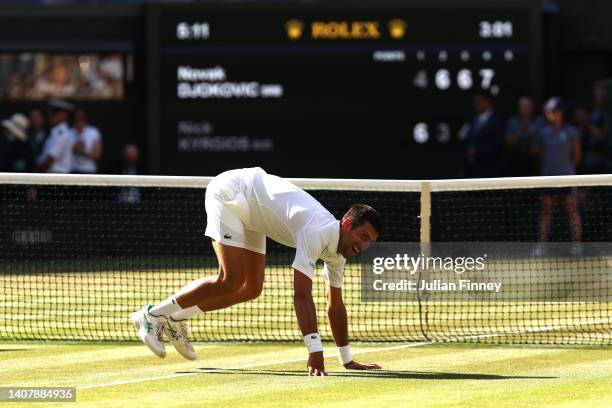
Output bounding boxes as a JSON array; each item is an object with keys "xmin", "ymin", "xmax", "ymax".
[
  {"xmin": 0, "ymin": 349, "xmax": 28, "ymax": 352},
  {"xmin": 176, "ymin": 368, "xmax": 556, "ymax": 380}
]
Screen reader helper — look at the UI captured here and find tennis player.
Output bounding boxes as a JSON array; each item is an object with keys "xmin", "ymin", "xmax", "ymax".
[{"xmin": 132, "ymin": 167, "xmax": 382, "ymax": 375}]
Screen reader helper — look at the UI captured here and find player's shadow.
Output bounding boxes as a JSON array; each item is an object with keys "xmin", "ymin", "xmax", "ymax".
[
  {"xmin": 179, "ymin": 368, "xmax": 556, "ymax": 380},
  {"xmin": 0, "ymin": 349, "xmax": 28, "ymax": 352}
]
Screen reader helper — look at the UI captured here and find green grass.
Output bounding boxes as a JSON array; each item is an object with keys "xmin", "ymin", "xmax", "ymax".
[
  {"xmin": 2, "ymin": 262, "xmax": 610, "ymax": 344},
  {"xmin": 1, "ymin": 257, "xmax": 611, "ymax": 406},
  {"xmin": 0, "ymin": 341, "xmax": 611, "ymax": 407}
]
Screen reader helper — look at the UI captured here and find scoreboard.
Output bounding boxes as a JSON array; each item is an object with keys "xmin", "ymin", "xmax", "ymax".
[{"xmin": 147, "ymin": 1, "xmax": 541, "ymax": 178}]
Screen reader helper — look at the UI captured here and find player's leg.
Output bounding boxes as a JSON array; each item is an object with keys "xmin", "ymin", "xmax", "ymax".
[
  {"xmin": 159, "ymin": 231, "xmax": 265, "ymax": 360},
  {"xmin": 148, "ymin": 180, "xmax": 252, "ymax": 320},
  {"xmin": 134, "ymin": 171, "xmax": 255, "ymax": 359},
  {"xmin": 171, "ymin": 230, "xmax": 265, "ymax": 315},
  {"xmin": 173, "ymin": 242, "xmax": 249, "ymax": 308},
  {"xmin": 147, "ymin": 243, "xmax": 249, "ymax": 360},
  {"xmin": 195, "ymin": 241, "xmax": 265, "ymax": 311}
]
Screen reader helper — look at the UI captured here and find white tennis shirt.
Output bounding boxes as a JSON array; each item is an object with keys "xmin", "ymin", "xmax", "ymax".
[
  {"xmin": 72, "ymin": 125, "xmax": 101, "ymax": 173},
  {"xmin": 224, "ymin": 167, "xmax": 346, "ymax": 288}
]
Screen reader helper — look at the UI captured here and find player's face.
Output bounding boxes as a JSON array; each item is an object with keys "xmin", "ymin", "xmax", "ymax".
[{"xmin": 338, "ymin": 220, "xmax": 379, "ymax": 258}]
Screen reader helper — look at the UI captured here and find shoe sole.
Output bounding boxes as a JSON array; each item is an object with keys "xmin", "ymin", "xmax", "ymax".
[
  {"xmin": 131, "ymin": 312, "xmax": 167, "ymax": 359},
  {"xmin": 172, "ymin": 345, "xmax": 197, "ymax": 361}
]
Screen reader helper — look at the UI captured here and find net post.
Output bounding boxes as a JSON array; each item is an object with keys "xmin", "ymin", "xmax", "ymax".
[
  {"xmin": 418, "ymin": 181, "xmax": 432, "ymax": 341},
  {"xmin": 420, "ymin": 181, "xmax": 431, "ymax": 244}
]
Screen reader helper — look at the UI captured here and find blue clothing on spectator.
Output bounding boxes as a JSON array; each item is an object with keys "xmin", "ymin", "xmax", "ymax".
[
  {"xmin": 505, "ymin": 115, "xmax": 546, "ymax": 155},
  {"xmin": 535, "ymin": 123, "xmax": 580, "ymax": 176},
  {"xmin": 580, "ymin": 108, "xmax": 608, "ymax": 174},
  {"xmin": 465, "ymin": 110, "xmax": 505, "ymax": 178},
  {"xmin": 504, "ymin": 115, "xmax": 545, "ymax": 176}
]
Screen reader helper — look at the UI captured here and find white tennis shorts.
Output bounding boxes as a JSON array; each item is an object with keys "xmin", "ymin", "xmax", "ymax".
[{"xmin": 204, "ymin": 170, "xmax": 266, "ymax": 254}]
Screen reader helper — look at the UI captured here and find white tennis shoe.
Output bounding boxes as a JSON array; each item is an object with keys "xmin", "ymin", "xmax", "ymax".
[
  {"xmin": 131, "ymin": 304, "xmax": 167, "ymax": 358},
  {"xmin": 164, "ymin": 318, "xmax": 198, "ymax": 361}
]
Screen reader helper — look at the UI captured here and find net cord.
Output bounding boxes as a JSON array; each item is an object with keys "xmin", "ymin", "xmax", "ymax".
[{"xmin": 1, "ymin": 172, "xmax": 611, "ymax": 191}]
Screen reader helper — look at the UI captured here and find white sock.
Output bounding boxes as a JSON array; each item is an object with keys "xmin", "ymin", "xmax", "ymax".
[
  {"xmin": 149, "ymin": 295, "xmax": 182, "ymax": 318},
  {"xmin": 171, "ymin": 306, "xmax": 202, "ymax": 321}
]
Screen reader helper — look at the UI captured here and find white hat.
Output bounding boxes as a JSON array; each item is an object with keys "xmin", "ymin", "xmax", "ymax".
[{"xmin": 2, "ymin": 113, "xmax": 30, "ymax": 141}]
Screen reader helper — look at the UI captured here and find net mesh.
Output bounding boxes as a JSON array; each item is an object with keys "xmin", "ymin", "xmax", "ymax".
[{"xmin": 0, "ymin": 174, "xmax": 610, "ymax": 345}]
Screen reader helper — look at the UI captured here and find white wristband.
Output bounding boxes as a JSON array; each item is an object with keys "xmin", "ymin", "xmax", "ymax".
[
  {"xmin": 304, "ymin": 333, "xmax": 323, "ymax": 353},
  {"xmin": 337, "ymin": 345, "xmax": 352, "ymax": 365}
]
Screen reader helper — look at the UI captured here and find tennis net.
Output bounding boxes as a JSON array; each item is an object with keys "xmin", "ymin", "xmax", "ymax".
[{"xmin": 0, "ymin": 173, "xmax": 610, "ymax": 345}]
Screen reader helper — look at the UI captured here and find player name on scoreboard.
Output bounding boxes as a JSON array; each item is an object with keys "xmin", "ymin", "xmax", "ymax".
[{"xmin": 177, "ymin": 66, "xmax": 283, "ymax": 99}]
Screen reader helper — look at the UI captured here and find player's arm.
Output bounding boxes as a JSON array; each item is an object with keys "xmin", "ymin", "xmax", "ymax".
[
  {"xmin": 327, "ymin": 285, "xmax": 382, "ymax": 370},
  {"xmin": 293, "ymin": 269, "xmax": 326, "ymax": 376}
]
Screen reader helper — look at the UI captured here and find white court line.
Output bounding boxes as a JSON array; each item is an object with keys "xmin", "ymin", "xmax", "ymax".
[
  {"xmin": 78, "ymin": 317, "xmax": 611, "ymax": 390},
  {"xmin": 77, "ymin": 341, "xmax": 431, "ymax": 390}
]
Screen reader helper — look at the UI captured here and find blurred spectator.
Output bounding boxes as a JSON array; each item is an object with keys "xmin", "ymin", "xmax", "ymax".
[
  {"xmin": 0, "ymin": 53, "xmax": 124, "ymax": 101},
  {"xmin": 464, "ymin": 92, "xmax": 505, "ymax": 178},
  {"xmin": 576, "ymin": 82, "xmax": 608, "ymax": 174},
  {"xmin": 532, "ymin": 97, "xmax": 582, "ymax": 244},
  {"xmin": 35, "ymin": 60, "xmax": 75, "ymax": 99},
  {"xmin": 575, "ymin": 104, "xmax": 607, "ymax": 174},
  {"xmin": 37, "ymin": 99, "xmax": 75, "ymax": 173},
  {"xmin": 590, "ymin": 81, "xmax": 607, "ymax": 133},
  {"xmin": 116, "ymin": 144, "xmax": 143, "ymax": 204},
  {"xmin": 28, "ymin": 109, "xmax": 47, "ymax": 159},
  {"xmin": 504, "ymin": 96, "xmax": 544, "ymax": 176},
  {"xmin": 0, "ymin": 113, "xmax": 35, "ymax": 172},
  {"xmin": 71, "ymin": 109, "xmax": 102, "ymax": 174}
]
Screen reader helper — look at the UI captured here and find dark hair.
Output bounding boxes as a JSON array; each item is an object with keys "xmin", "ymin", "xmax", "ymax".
[{"xmin": 342, "ymin": 204, "xmax": 383, "ymax": 235}]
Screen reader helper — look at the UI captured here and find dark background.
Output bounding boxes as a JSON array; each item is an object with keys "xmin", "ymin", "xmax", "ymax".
[{"xmin": 0, "ymin": 0, "xmax": 610, "ymax": 178}]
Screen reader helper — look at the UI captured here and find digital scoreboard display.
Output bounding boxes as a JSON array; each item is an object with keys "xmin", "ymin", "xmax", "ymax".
[{"xmin": 148, "ymin": 1, "xmax": 540, "ymax": 178}]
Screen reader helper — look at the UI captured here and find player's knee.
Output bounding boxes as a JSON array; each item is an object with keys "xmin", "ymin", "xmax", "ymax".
[
  {"xmin": 217, "ymin": 273, "xmax": 245, "ymax": 293},
  {"xmin": 242, "ymin": 281, "xmax": 263, "ymax": 301}
]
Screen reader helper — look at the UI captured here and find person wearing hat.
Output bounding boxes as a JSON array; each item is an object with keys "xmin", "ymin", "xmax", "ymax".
[
  {"xmin": 37, "ymin": 99, "xmax": 75, "ymax": 173},
  {"xmin": 532, "ymin": 97, "xmax": 583, "ymax": 248},
  {"xmin": 0, "ymin": 113, "xmax": 35, "ymax": 172}
]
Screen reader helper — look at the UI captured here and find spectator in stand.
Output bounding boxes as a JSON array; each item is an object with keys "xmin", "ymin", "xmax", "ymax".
[
  {"xmin": 464, "ymin": 92, "xmax": 505, "ymax": 178},
  {"xmin": 532, "ymin": 97, "xmax": 582, "ymax": 248},
  {"xmin": 0, "ymin": 113, "xmax": 35, "ymax": 172},
  {"xmin": 37, "ymin": 99, "xmax": 74, "ymax": 173},
  {"xmin": 575, "ymin": 104, "xmax": 607, "ymax": 174},
  {"xmin": 577, "ymin": 82, "xmax": 608, "ymax": 174},
  {"xmin": 71, "ymin": 109, "xmax": 102, "ymax": 174},
  {"xmin": 28, "ymin": 109, "xmax": 47, "ymax": 159},
  {"xmin": 590, "ymin": 81, "xmax": 608, "ymax": 135},
  {"xmin": 504, "ymin": 96, "xmax": 545, "ymax": 176}
]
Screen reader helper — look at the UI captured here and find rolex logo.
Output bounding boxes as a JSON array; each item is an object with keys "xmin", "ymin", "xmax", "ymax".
[
  {"xmin": 286, "ymin": 19, "xmax": 305, "ymax": 40},
  {"xmin": 388, "ymin": 19, "xmax": 407, "ymax": 39}
]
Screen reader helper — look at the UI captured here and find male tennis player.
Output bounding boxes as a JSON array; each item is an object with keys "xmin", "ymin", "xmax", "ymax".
[{"xmin": 132, "ymin": 167, "xmax": 382, "ymax": 375}]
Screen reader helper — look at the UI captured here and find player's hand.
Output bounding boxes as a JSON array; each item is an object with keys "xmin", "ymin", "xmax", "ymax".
[
  {"xmin": 307, "ymin": 351, "xmax": 327, "ymax": 376},
  {"xmin": 343, "ymin": 360, "xmax": 382, "ymax": 370}
]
